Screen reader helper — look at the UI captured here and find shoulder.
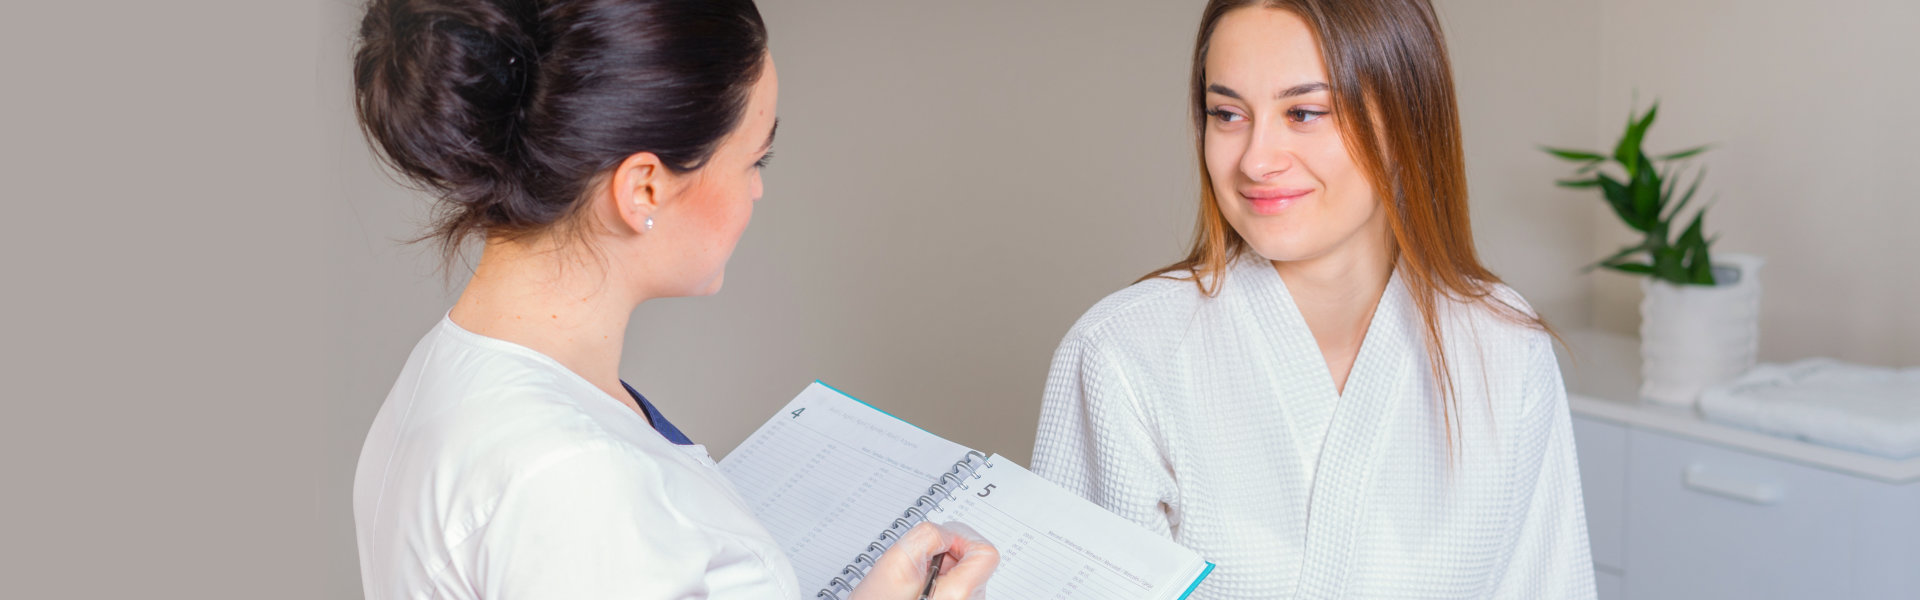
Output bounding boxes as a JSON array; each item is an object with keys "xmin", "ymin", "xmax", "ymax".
[
  {"xmin": 1058, "ymin": 273, "xmax": 1209, "ymax": 356},
  {"xmin": 1483, "ymin": 281, "xmax": 1541, "ymax": 322},
  {"xmin": 1443, "ymin": 280, "xmax": 1554, "ymax": 358},
  {"xmin": 356, "ymin": 321, "xmax": 737, "ymax": 592},
  {"xmin": 1436, "ymin": 281, "xmax": 1564, "ymax": 416},
  {"xmin": 395, "ymin": 360, "xmax": 704, "ymax": 539},
  {"xmin": 418, "ymin": 342, "xmax": 625, "ymax": 451},
  {"xmin": 372, "ymin": 321, "xmax": 687, "ymax": 507}
]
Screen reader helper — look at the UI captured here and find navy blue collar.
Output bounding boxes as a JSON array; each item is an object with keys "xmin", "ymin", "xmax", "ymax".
[{"xmin": 620, "ymin": 381, "xmax": 694, "ymax": 446}]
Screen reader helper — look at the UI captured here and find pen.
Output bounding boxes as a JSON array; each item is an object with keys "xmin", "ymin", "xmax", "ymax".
[{"xmin": 918, "ymin": 553, "xmax": 944, "ymax": 600}]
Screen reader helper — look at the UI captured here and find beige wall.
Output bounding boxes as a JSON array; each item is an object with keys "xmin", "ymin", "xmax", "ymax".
[
  {"xmin": 6, "ymin": 1, "xmax": 353, "ymax": 597},
  {"xmin": 1439, "ymin": 0, "xmax": 1603, "ymax": 333},
  {"xmin": 12, "ymin": 0, "xmax": 1903, "ymax": 596},
  {"xmin": 1589, "ymin": 0, "xmax": 1920, "ymax": 366}
]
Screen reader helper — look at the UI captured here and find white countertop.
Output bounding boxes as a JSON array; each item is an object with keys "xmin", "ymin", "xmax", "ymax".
[{"xmin": 1558, "ymin": 329, "xmax": 1920, "ymax": 484}]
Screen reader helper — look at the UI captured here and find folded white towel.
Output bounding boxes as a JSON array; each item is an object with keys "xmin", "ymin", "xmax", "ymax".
[{"xmin": 1698, "ymin": 359, "xmax": 1920, "ymax": 460}]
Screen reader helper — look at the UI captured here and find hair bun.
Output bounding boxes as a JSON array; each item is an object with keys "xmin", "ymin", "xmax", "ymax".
[
  {"xmin": 352, "ymin": 0, "xmax": 768, "ymax": 265},
  {"xmin": 353, "ymin": 0, "xmax": 537, "ymax": 207}
]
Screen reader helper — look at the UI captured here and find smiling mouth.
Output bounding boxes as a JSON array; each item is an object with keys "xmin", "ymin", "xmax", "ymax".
[{"xmin": 1241, "ymin": 188, "xmax": 1311, "ymax": 215}]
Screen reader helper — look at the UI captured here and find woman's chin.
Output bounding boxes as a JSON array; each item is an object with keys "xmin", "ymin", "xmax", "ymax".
[
  {"xmin": 661, "ymin": 272, "xmax": 726, "ymax": 299},
  {"xmin": 1241, "ymin": 233, "xmax": 1329, "ymax": 265}
]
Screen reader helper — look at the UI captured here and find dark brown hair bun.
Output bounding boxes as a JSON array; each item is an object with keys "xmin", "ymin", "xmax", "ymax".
[{"xmin": 352, "ymin": 0, "xmax": 767, "ymax": 257}]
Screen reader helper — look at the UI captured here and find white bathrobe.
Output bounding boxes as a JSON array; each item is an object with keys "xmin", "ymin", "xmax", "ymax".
[{"xmin": 1033, "ymin": 256, "xmax": 1595, "ymax": 599}]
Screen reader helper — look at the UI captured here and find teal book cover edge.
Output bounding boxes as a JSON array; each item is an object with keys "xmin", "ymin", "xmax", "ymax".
[
  {"xmin": 1176, "ymin": 563, "xmax": 1215, "ymax": 600},
  {"xmin": 814, "ymin": 379, "xmax": 931, "ymax": 434}
]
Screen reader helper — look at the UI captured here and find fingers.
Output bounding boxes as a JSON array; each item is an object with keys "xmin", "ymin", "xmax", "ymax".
[
  {"xmin": 847, "ymin": 522, "xmax": 999, "ymax": 600},
  {"xmin": 930, "ymin": 523, "xmax": 999, "ymax": 600},
  {"xmin": 847, "ymin": 523, "xmax": 950, "ymax": 600},
  {"xmin": 893, "ymin": 521, "xmax": 947, "ymax": 561}
]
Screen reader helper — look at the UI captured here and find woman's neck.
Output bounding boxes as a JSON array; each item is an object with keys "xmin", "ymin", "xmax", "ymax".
[
  {"xmin": 448, "ymin": 238, "xmax": 643, "ymax": 410},
  {"xmin": 1273, "ymin": 215, "xmax": 1397, "ymax": 394}
]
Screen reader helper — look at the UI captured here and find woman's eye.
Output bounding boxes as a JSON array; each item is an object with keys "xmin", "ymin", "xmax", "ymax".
[
  {"xmin": 1288, "ymin": 108, "xmax": 1328, "ymax": 124},
  {"xmin": 1209, "ymin": 109, "xmax": 1245, "ymax": 123},
  {"xmin": 753, "ymin": 151, "xmax": 774, "ymax": 170}
]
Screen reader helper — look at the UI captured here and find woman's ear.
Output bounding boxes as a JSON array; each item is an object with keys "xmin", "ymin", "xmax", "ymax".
[{"xmin": 609, "ymin": 152, "xmax": 665, "ymax": 235}]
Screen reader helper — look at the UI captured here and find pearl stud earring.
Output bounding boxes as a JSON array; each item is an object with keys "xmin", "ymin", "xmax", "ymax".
[{"xmin": 633, "ymin": 198, "xmax": 655, "ymax": 232}]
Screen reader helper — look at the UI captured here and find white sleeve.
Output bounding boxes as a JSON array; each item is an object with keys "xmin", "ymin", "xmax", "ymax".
[
  {"xmin": 476, "ymin": 443, "xmax": 718, "ymax": 600},
  {"xmin": 1031, "ymin": 332, "xmax": 1180, "ymax": 538},
  {"xmin": 1489, "ymin": 337, "xmax": 1598, "ymax": 599}
]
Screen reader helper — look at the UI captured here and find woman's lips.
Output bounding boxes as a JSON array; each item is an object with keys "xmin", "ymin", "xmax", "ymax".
[{"xmin": 1241, "ymin": 187, "xmax": 1311, "ymax": 215}]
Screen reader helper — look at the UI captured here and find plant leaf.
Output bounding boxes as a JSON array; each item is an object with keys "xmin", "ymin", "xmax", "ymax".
[
  {"xmin": 1614, "ymin": 102, "xmax": 1660, "ymax": 168},
  {"xmin": 1678, "ymin": 211, "xmax": 1717, "ymax": 285},
  {"xmin": 1631, "ymin": 152, "xmax": 1662, "ymax": 230},
  {"xmin": 1658, "ymin": 144, "xmax": 1712, "ymax": 161},
  {"xmin": 1678, "ymin": 210, "xmax": 1708, "ymax": 246},
  {"xmin": 1664, "ymin": 165, "xmax": 1707, "ymax": 222},
  {"xmin": 1689, "ymin": 249, "xmax": 1717, "ymax": 285},
  {"xmin": 1597, "ymin": 174, "xmax": 1648, "ymax": 232},
  {"xmin": 1584, "ymin": 242, "xmax": 1650, "ymax": 273},
  {"xmin": 1652, "ymin": 245, "xmax": 1688, "ymax": 283},
  {"xmin": 1542, "ymin": 146, "xmax": 1607, "ymax": 162},
  {"xmin": 1557, "ymin": 177, "xmax": 1602, "ymax": 188},
  {"xmin": 1659, "ymin": 162, "xmax": 1678, "ymax": 209},
  {"xmin": 1638, "ymin": 102, "xmax": 1661, "ymax": 135},
  {"xmin": 1608, "ymin": 262, "xmax": 1655, "ymax": 275}
]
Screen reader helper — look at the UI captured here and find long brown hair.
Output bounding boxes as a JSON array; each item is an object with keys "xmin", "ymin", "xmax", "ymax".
[{"xmin": 1149, "ymin": 0, "xmax": 1550, "ymax": 448}]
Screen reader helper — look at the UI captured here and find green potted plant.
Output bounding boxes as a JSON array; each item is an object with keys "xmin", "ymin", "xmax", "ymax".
[{"xmin": 1544, "ymin": 102, "xmax": 1763, "ymax": 407}]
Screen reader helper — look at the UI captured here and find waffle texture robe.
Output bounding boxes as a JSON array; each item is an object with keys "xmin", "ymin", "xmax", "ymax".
[{"xmin": 1033, "ymin": 257, "xmax": 1596, "ymax": 599}]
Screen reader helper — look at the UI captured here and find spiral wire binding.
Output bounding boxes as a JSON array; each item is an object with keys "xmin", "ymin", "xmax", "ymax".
[{"xmin": 815, "ymin": 451, "xmax": 989, "ymax": 599}]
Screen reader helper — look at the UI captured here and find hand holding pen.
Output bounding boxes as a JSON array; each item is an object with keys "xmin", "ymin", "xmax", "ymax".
[
  {"xmin": 849, "ymin": 521, "xmax": 999, "ymax": 600},
  {"xmin": 920, "ymin": 553, "xmax": 944, "ymax": 600}
]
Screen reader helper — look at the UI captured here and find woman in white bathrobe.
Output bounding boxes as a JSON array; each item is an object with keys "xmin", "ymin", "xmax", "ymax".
[
  {"xmin": 348, "ymin": 1, "xmax": 995, "ymax": 597},
  {"xmin": 1032, "ymin": 1, "xmax": 1596, "ymax": 598}
]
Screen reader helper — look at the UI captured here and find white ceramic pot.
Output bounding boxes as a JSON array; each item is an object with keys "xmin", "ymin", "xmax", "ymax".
[{"xmin": 1638, "ymin": 253, "xmax": 1764, "ymax": 407}]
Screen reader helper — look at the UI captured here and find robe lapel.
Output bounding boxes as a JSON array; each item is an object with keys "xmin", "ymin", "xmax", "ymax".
[
  {"xmin": 1238, "ymin": 258, "xmax": 1345, "ymax": 482},
  {"xmin": 1290, "ymin": 269, "xmax": 1419, "ymax": 599}
]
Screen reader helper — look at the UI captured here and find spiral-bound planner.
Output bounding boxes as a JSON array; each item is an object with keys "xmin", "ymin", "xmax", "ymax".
[{"xmin": 720, "ymin": 382, "xmax": 1214, "ymax": 600}]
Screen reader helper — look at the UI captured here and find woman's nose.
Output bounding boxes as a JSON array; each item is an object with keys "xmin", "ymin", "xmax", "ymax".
[{"xmin": 1239, "ymin": 123, "xmax": 1295, "ymax": 182}]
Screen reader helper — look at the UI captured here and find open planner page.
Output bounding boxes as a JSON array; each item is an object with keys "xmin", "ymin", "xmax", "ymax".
[
  {"xmin": 722, "ymin": 382, "xmax": 1213, "ymax": 599},
  {"xmin": 718, "ymin": 382, "xmax": 966, "ymax": 591},
  {"xmin": 927, "ymin": 455, "xmax": 1214, "ymax": 600}
]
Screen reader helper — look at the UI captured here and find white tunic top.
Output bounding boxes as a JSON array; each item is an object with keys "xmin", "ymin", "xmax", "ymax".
[
  {"xmin": 1033, "ymin": 257, "xmax": 1596, "ymax": 599},
  {"xmin": 354, "ymin": 316, "xmax": 801, "ymax": 599}
]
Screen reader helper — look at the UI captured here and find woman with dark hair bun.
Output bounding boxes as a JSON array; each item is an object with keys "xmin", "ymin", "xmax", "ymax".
[{"xmin": 348, "ymin": 0, "xmax": 997, "ymax": 597}]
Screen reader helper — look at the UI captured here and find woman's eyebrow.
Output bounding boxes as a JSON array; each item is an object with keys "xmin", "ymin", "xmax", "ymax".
[
  {"xmin": 1205, "ymin": 82, "xmax": 1329, "ymax": 100},
  {"xmin": 1277, "ymin": 82, "xmax": 1328, "ymax": 98},
  {"xmin": 760, "ymin": 119, "xmax": 779, "ymax": 152},
  {"xmin": 1206, "ymin": 83, "xmax": 1243, "ymax": 100}
]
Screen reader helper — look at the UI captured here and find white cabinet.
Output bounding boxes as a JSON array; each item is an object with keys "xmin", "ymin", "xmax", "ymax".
[
  {"xmin": 1596, "ymin": 570, "xmax": 1624, "ymax": 600},
  {"xmin": 1571, "ymin": 414, "xmax": 1920, "ymax": 599},
  {"xmin": 1853, "ymin": 480, "xmax": 1920, "ymax": 598},
  {"xmin": 1560, "ymin": 330, "xmax": 1920, "ymax": 599},
  {"xmin": 1572, "ymin": 417, "xmax": 1627, "ymax": 573},
  {"xmin": 1624, "ymin": 428, "xmax": 1858, "ymax": 599}
]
